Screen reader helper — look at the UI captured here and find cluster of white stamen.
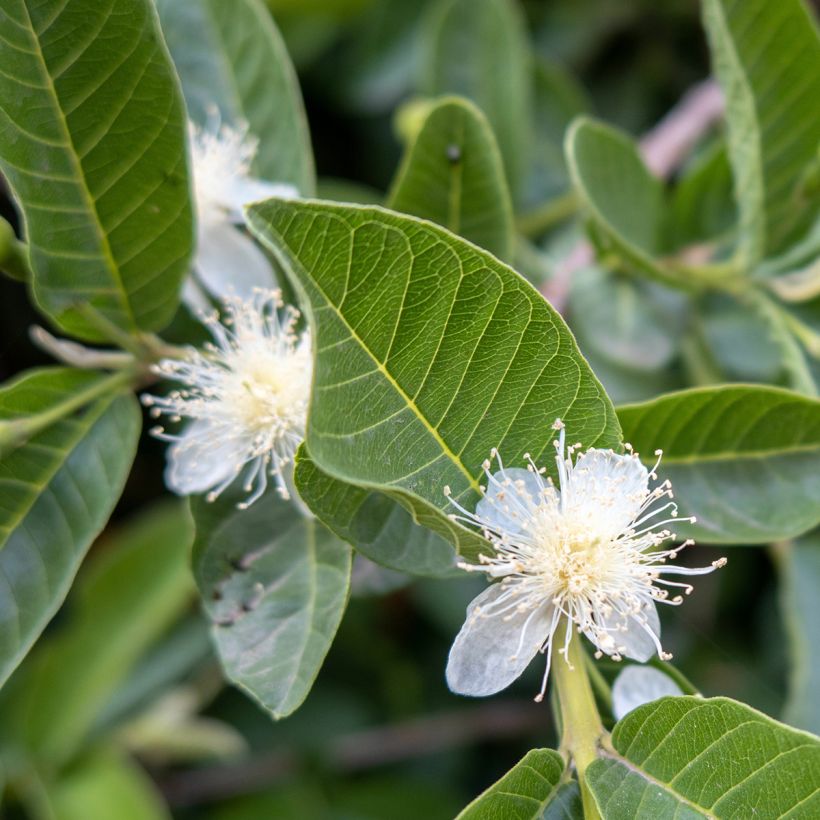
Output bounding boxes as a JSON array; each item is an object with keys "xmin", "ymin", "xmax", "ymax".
[
  {"xmin": 445, "ymin": 420, "xmax": 725, "ymax": 702},
  {"xmin": 143, "ymin": 290, "xmax": 311, "ymax": 507},
  {"xmin": 189, "ymin": 119, "xmax": 260, "ymax": 228}
]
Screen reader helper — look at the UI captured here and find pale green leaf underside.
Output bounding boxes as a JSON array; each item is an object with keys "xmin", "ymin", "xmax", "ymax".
[
  {"xmin": 423, "ymin": 0, "xmax": 532, "ymax": 196},
  {"xmin": 156, "ymin": 0, "xmax": 315, "ymax": 193},
  {"xmin": 456, "ymin": 748, "xmax": 573, "ymax": 820},
  {"xmin": 702, "ymin": 0, "xmax": 820, "ymax": 265},
  {"xmin": 247, "ymin": 199, "xmax": 619, "ymax": 561},
  {"xmin": 295, "ymin": 446, "xmax": 458, "ymax": 577},
  {"xmin": 565, "ymin": 117, "xmax": 677, "ymax": 287},
  {"xmin": 618, "ymin": 385, "xmax": 820, "ymax": 544},
  {"xmin": 192, "ymin": 490, "xmax": 351, "ymax": 719},
  {"xmin": 587, "ymin": 696, "xmax": 820, "ymax": 819},
  {"xmin": 0, "ymin": 0, "xmax": 193, "ymax": 340},
  {"xmin": 0, "ymin": 369, "xmax": 140, "ymax": 686},
  {"xmin": 779, "ymin": 531, "xmax": 820, "ymax": 736},
  {"xmin": 388, "ymin": 96, "xmax": 514, "ymax": 262},
  {"xmin": 0, "ymin": 502, "xmax": 193, "ymax": 766}
]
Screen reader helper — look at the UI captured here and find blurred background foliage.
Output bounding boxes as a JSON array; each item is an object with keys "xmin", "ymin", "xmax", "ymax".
[{"xmin": 0, "ymin": 0, "xmax": 815, "ymax": 818}]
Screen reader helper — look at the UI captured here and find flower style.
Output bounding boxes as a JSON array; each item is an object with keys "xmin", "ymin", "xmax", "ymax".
[
  {"xmin": 143, "ymin": 290, "xmax": 311, "ymax": 507},
  {"xmin": 444, "ymin": 420, "xmax": 725, "ymax": 702},
  {"xmin": 186, "ymin": 118, "xmax": 298, "ymax": 308}
]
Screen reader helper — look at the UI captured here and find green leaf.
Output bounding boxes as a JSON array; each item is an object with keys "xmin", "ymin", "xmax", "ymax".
[
  {"xmin": 586, "ymin": 696, "xmax": 820, "ymax": 819},
  {"xmin": 191, "ymin": 490, "xmax": 351, "ymax": 719},
  {"xmin": 0, "ymin": 502, "xmax": 193, "ymax": 765},
  {"xmin": 565, "ymin": 117, "xmax": 676, "ymax": 287},
  {"xmin": 294, "ymin": 447, "xmax": 457, "ymax": 577},
  {"xmin": 422, "ymin": 0, "xmax": 532, "ymax": 196},
  {"xmin": 0, "ymin": 0, "xmax": 194, "ymax": 341},
  {"xmin": 156, "ymin": 0, "xmax": 315, "ymax": 194},
  {"xmin": 456, "ymin": 748, "xmax": 578, "ymax": 820},
  {"xmin": 779, "ymin": 531, "xmax": 820, "ymax": 736},
  {"xmin": 46, "ymin": 753, "xmax": 170, "ymax": 820},
  {"xmin": 702, "ymin": 0, "xmax": 820, "ymax": 265},
  {"xmin": 617, "ymin": 385, "xmax": 820, "ymax": 544},
  {"xmin": 388, "ymin": 96, "xmax": 514, "ymax": 262},
  {"xmin": 0, "ymin": 368, "xmax": 140, "ymax": 686},
  {"xmin": 246, "ymin": 199, "xmax": 619, "ymax": 561}
]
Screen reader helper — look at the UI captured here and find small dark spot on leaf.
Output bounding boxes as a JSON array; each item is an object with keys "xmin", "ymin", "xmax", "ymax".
[{"xmin": 446, "ymin": 144, "xmax": 461, "ymax": 164}]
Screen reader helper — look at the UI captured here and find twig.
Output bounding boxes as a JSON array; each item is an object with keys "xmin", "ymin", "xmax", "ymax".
[
  {"xmin": 541, "ymin": 79, "xmax": 724, "ymax": 312},
  {"xmin": 30, "ymin": 326, "xmax": 134, "ymax": 370},
  {"xmin": 157, "ymin": 699, "xmax": 544, "ymax": 807}
]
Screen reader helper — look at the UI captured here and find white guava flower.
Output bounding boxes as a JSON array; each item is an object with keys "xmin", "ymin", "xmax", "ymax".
[
  {"xmin": 186, "ymin": 118, "xmax": 298, "ymax": 307},
  {"xmin": 611, "ymin": 664, "xmax": 683, "ymax": 720},
  {"xmin": 143, "ymin": 290, "xmax": 311, "ymax": 507},
  {"xmin": 444, "ymin": 420, "xmax": 726, "ymax": 702}
]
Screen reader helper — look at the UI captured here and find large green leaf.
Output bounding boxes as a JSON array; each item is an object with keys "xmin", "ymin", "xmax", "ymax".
[
  {"xmin": 779, "ymin": 531, "xmax": 820, "ymax": 736},
  {"xmin": 0, "ymin": 0, "xmax": 193, "ymax": 341},
  {"xmin": 0, "ymin": 368, "xmax": 140, "ymax": 686},
  {"xmin": 294, "ymin": 447, "xmax": 457, "ymax": 577},
  {"xmin": 156, "ymin": 0, "xmax": 315, "ymax": 194},
  {"xmin": 565, "ymin": 117, "xmax": 676, "ymax": 287},
  {"xmin": 246, "ymin": 199, "xmax": 619, "ymax": 561},
  {"xmin": 191, "ymin": 490, "xmax": 351, "ymax": 719},
  {"xmin": 422, "ymin": 0, "xmax": 532, "ymax": 196},
  {"xmin": 617, "ymin": 385, "xmax": 820, "ymax": 544},
  {"xmin": 45, "ymin": 753, "xmax": 170, "ymax": 820},
  {"xmin": 0, "ymin": 502, "xmax": 193, "ymax": 765},
  {"xmin": 702, "ymin": 0, "xmax": 820, "ymax": 265},
  {"xmin": 388, "ymin": 96, "xmax": 514, "ymax": 262},
  {"xmin": 587, "ymin": 696, "xmax": 820, "ymax": 818},
  {"xmin": 456, "ymin": 748, "xmax": 580, "ymax": 820}
]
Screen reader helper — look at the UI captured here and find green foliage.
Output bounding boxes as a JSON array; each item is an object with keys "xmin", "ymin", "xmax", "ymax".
[
  {"xmin": 0, "ymin": 369, "xmax": 140, "ymax": 686},
  {"xmin": 618, "ymin": 385, "xmax": 820, "ymax": 544},
  {"xmin": 702, "ymin": 0, "xmax": 820, "ymax": 265},
  {"xmin": 247, "ymin": 199, "xmax": 619, "ymax": 560},
  {"xmin": 0, "ymin": 0, "xmax": 193, "ymax": 340},
  {"xmin": 456, "ymin": 748, "xmax": 580, "ymax": 819},
  {"xmin": 388, "ymin": 96, "xmax": 514, "ymax": 261},
  {"xmin": 191, "ymin": 490, "xmax": 351, "ymax": 719},
  {"xmin": 0, "ymin": 502, "xmax": 193, "ymax": 765},
  {"xmin": 422, "ymin": 0, "xmax": 532, "ymax": 196},
  {"xmin": 586, "ymin": 696, "xmax": 820, "ymax": 818},
  {"xmin": 156, "ymin": 0, "xmax": 315, "ymax": 193}
]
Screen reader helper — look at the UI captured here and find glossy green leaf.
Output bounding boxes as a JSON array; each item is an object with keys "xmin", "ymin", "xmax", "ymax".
[
  {"xmin": 388, "ymin": 96, "xmax": 514, "ymax": 262},
  {"xmin": 156, "ymin": 0, "xmax": 315, "ymax": 194},
  {"xmin": 456, "ymin": 748, "xmax": 577, "ymax": 820},
  {"xmin": 46, "ymin": 753, "xmax": 170, "ymax": 820},
  {"xmin": 294, "ymin": 447, "xmax": 457, "ymax": 577},
  {"xmin": 566, "ymin": 117, "xmax": 677, "ymax": 287},
  {"xmin": 0, "ymin": 502, "xmax": 193, "ymax": 764},
  {"xmin": 0, "ymin": 0, "xmax": 193, "ymax": 341},
  {"xmin": 779, "ymin": 531, "xmax": 820, "ymax": 736},
  {"xmin": 247, "ymin": 199, "xmax": 619, "ymax": 560},
  {"xmin": 587, "ymin": 696, "xmax": 820, "ymax": 818},
  {"xmin": 422, "ymin": 0, "xmax": 532, "ymax": 196},
  {"xmin": 617, "ymin": 385, "xmax": 820, "ymax": 544},
  {"xmin": 0, "ymin": 368, "xmax": 140, "ymax": 686},
  {"xmin": 191, "ymin": 490, "xmax": 351, "ymax": 719},
  {"xmin": 702, "ymin": 0, "xmax": 820, "ymax": 265}
]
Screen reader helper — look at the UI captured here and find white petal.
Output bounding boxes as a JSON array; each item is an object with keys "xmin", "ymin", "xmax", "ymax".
[
  {"xmin": 180, "ymin": 276, "xmax": 212, "ymax": 315},
  {"xmin": 477, "ymin": 467, "xmax": 555, "ymax": 535},
  {"xmin": 612, "ymin": 665, "xmax": 682, "ymax": 720},
  {"xmin": 194, "ymin": 221, "xmax": 276, "ymax": 301},
  {"xmin": 165, "ymin": 419, "xmax": 244, "ymax": 496},
  {"xmin": 585, "ymin": 600, "xmax": 660, "ymax": 662},
  {"xmin": 563, "ymin": 450, "xmax": 649, "ymax": 536},
  {"xmin": 446, "ymin": 583, "xmax": 554, "ymax": 697},
  {"xmin": 224, "ymin": 178, "xmax": 299, "ymax": 220}
]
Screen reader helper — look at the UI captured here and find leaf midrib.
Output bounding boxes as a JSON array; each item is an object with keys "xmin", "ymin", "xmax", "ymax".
[
  {"xmin": 20, "ymin": 0, "xmax": 136, "ymax": 329},
  {"xmin": 638, "ymin": 441, "xmax": 820, "ymax": 465}
]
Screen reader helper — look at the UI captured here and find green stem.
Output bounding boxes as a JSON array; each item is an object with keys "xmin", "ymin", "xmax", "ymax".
[
  {"xmin": 516, "ymin": 191, "xmax": 578, "ymax": 237},
  {"xmin": 552, "ymin": 630, "xmax": 606, "ymax": 819},
  {"xmin": 0, "ymin": 367, "xmax": 137, "ymax": 456},
  {"xmin": 0, "ymin": 217, "xmax": 32, "ymax": 282}
]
